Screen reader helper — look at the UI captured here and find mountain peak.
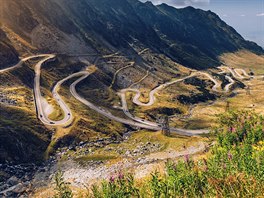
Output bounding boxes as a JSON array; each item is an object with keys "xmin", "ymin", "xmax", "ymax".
[{"xmin": 145, "ymin": 1, "xmax": 155, "ymax": 6}]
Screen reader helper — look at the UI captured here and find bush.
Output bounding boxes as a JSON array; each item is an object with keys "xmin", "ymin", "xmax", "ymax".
[
  {"xmin": 92, "ymin": 173, "xmax": 139, "ymax": 198},
  {"xmin": 53, "ymin": 171, "xmax": 73, "ymax": 198},
  {"xmin": 55, "ymin": 110, "xmax": 264, "ymax": 197}
]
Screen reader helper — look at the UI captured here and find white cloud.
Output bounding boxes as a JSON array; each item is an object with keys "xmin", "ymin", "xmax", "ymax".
[
  {"xmin": 141, "ymin": 0, "xmax": 210, "ymax": 7},
  {"xmin": 222, "ymin": 14, "xmax": 228, "ymax": 17},
  {"xmin": 256, "ymin": 13, "xmax": 264, "ymax": 17},
  {"xmin": 240, "ymin": 14, "xmax": 246, "ymax": 17}
]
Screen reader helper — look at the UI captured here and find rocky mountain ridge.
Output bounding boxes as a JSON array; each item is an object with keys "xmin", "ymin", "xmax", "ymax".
[{"xmin": 0, "ymin": 0, "xmax": 263, "ymax": 69}]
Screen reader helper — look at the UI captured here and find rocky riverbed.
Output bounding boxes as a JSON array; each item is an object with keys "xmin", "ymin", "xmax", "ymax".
[
  {"xmin": 0, "ymin": 131, "xmax": 211, "ymax": 197},
  {"xmin": 31, "ymin": 141, "xmax": 209, "ymax": 194},
  {"xmin": 0, "ymin": 163, "xmax": 38, "ymax": 197}
]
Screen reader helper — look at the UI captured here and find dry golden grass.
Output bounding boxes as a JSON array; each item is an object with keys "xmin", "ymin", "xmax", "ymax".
[
  {"xmin": 137, "ymin": 50, "xmax": 264, "ymax": 129},
  {"xmin": 181, "ymin": 51, "xmax": 264, "ymax": 129},
  {"xmin": 47, "ymin": 96, "xmax": 65, "ymax": 121},
  {"xmin": 220, "ymin": 50, "xmax": 264, "ymax": 75},
  {"xmin": 0, "ymin": 86, "xmax": 34, "ymax": 107},
  {"xmin": 2, "ymin": 25, "xmax": 37, "ymax": 53},
  {"xmin": 188, "ymin": 78, "xmax": 264, "ymax": 129}
]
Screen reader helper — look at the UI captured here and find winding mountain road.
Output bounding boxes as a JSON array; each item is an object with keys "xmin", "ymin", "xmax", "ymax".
[
  {"xmin": 1, "ymin": 53, "xmax": 249, "ymax": 136},
  {"xmin": 123, "ymin": 74, "xmax": 196, "ymax": 107},
  {"xmin": 0, "ymin": 55, "xmax": 55, "ymax": 73},
  {"xmin": 110, "ymin": 61, "xmax": 135, "ymax": 88},
  {"xmin": 224, "ymin": 75, "xmax": 235, "ymax": 92},
  {"xmin": 68, "ymin": 70, "xmax": 208, "ymax": 136},
  {"xmin": 220, "ymin": 66, "xmax": 250, "ymax": 80},
  {"xmin": 198, "ymin": 70, "xmax": 235, "ymax": 93},
  {"xmin": 118, "ymin": 88, "xmax": 209, "ymax": 135},
  {"xmin": 68, "ymin": 71, "xmax": 164, "ymax": 131},
  {"xmin": 130, "ymin": 70, "xmax": 150, "ymax": 88},
  {"xmin": 33, "ymin": 54, "xmax": 73, "ymax": 126},
  {"xmin": 49, "ymin": 71, "xmax": 206, "ymax": 136},
  {"xmin": 116, "ymin": 69, "xmax": 238, "ymax": 135},
  {"xmin": 234, "ymin": 68, "xmax": 250, "ymax": 78},
  {"xmin": 121, "ymin": 70, "xmax": 233, "ymax": 108},
  {"xmin": 0, "ymin": 54, "xmax": 73, "ymax": 126}
]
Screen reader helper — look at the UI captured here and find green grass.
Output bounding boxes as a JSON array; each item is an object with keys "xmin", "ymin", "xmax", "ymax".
[{"xmin": 62, "ymin": 110, "xmax": 264, "ymax": 197}]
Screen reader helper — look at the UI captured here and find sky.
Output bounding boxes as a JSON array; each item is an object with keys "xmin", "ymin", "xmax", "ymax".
[{"xmin": 141, "ymin": 0, "xmax": 264, "ymax": 48}]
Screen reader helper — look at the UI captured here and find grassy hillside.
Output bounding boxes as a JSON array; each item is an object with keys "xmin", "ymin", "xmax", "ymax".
[{"xmin": 0, "ymin": 105, "xmax": 50, "ymax": 163}]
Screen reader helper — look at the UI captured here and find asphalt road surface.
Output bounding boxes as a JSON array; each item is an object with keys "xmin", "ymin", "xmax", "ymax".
[{"xmin": 2, "ymin": 53, "xmax": 254, "ymax": 136}]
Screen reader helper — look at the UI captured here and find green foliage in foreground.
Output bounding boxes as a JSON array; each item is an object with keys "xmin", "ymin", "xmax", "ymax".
[
  {"xmin": 53, "ymin": 171, "xmax": 73, "ymax": 198},
  {"xmin": 53, "ymin": 110, "xmax": 264, "ymax": 197},
  {"xmin": 92, "ymin": 173, "xmax": 140, "ymax": 198},
  {"xmin": 91, "ymin": 111, "xmax": 264, "ymax": 197}
]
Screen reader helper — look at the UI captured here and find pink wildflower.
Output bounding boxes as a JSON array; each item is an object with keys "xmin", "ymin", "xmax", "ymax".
[
  {"xmin": 118, "ymin": 172, "xmax": 124, "ymax": 180},
  {"xmin": 109, "ymin": 176, "xmax": 115, "ymax": 183},
  {"xmin": 228, "ymin": 152, "xmax": 233, "ymax": 160},
  {"xmin": 229, "ymin": 127, "xmax": 236, "ymax": 133},
  {"xmin": 184, "ymin": 154, "xmax": 190, "ymax": 163}
]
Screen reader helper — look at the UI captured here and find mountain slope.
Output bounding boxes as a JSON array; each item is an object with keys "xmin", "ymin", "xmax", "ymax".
[
  {"xmin": 0, "ymin": 29, "xmax": 19, "ymax": 69},
  {"xmin": 128, "ymin": 1, "xmax": 263, "ymax": 68},
  {"xmin": 0, "ymin": 0, "xmax": 95, "ymax": 55},
  {"xmin": 0, "ymin": 0, "xmax": 263, "ymax": 164},
  {"xmin": 0, "ymin": 105, "xmax": 50, "ymax": 163},
  {"xmin": 0, "ymin": 0, "xmax": 262, "ymax": 69}
]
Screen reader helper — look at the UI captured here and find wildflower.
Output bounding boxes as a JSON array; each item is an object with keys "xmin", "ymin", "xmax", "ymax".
[
  {"xmin": 184, "ymin": 154, "xmax": 190, "ymax": 163},
  {"xmin": 228, "ymin": 152, "xmax": 233, "ymax": 160},
  {"xmin": 118, "ymin": 172, "xmax": 124, "ymax": 180},
  {"xmin": 253, "ymin": 146, "xmax": 258, "ymax": 150},
  {"xmin": 223, "ymin": 163, "xmax": 227, "ymax": 169},
  {"xmin": 109, "ymin": 176, "xmax": 115, "ymax": 183},
  {"xmin": 229, "ymin": 127, "xmax": 236, "ymax": 133}
]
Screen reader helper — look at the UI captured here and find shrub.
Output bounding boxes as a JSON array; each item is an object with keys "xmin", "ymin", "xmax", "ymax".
[
  {"xmin": 55, "ymin": 110, "xmax": 264, "ymax": 197},
  {"xmin": 91, "ymin": 173, "xmax": 140, "ymax": 198},
  {"xmin": 53, "ymin": 171, "xmax": 73, "ymax": 198}
]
